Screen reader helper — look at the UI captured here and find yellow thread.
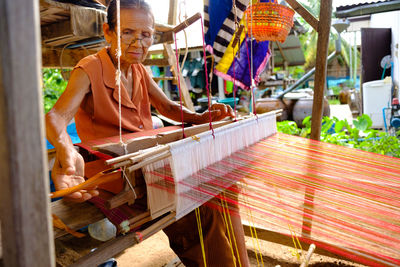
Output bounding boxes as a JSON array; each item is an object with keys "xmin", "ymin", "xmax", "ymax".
[
  {"xmin": 220, "ymin": 197, "xmax": 237, "ymax": 267},
  {"xmin": 248, "ymin": 209, "xmax": 264, "ymax": 266},
  {"xmin": 242, "ymin": 182, "xmax": 263, "ymax": 266},
  {"xmin": 222, "ymin": 192, "xmax": 242, "ymax": 267},
  {"xmin": 273, "ymin": 184, "xmax": 303, "ymax": 262},
  {"xmin": 248, "ymin": 222, "xmax": 260, "ymax": 265},
  {"xmin": 195, "ymin": 208, "xmax": 207, "ymax": 267},
  {"xmin": 288, "ymin": 224, "xmax": 301, "ymax": 260},
  {"xmin": 191, "ymin": 135, "xmax": 200, "ymax": 142}
]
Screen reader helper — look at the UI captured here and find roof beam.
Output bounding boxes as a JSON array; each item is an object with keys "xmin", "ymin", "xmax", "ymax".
[
  {"xmin": 286, "ymin": 0, "xmax": 319, "ymax": 32},
  {"xmin": 168, "ymin": 0, "xmax": 178, "ymax": 25},
  {"xmin": 42, "ymin": 47, "xmax": 98, "ymax": 68}
]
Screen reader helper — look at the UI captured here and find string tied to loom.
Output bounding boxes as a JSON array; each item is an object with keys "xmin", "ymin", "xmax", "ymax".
[
  {"xmin": 173, "ymin": 32, "xmax": 187, "ymax": 139},
  {"xmin": 199, "ymin": 16, "xmax": 215, "ymax": 138},
  {"xmin": 231, "ymin": 0, "xmax": 240, "ymax": 122},
  {"xmin": 115, "ymin": 0, "xmax": 128, "ymax": 152}
]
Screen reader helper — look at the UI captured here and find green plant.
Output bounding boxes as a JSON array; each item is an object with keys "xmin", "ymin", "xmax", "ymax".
[
  {"xmin": 42, "ymin": 68, "xmax": 67, "ymax": 113},
  {"xmin": 328, "ymin": 99, "xmax": 340, "ymax": 105},
  {"xmin": 330, "ymin": 86, "xmax": 341, "ymax": 95},
  {"xmin": 276, "ymin": 120, "xmax": 301, "ymax": 135},
  {"xmin": 277, "ymin": 114, "xmax": 400, "ymax": 158}
]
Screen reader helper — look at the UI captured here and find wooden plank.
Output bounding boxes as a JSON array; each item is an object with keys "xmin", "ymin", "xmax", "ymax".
[
  {"xmin": 0, "ymin": 0, "xmax": 54, "ymax": 266},
  {"xmin": 51, "ymin": 200, "xmax": 105, "ymax": 238},
  {"xmin": 285, "ymin": 0, "xmax": 319, "ymax": 32},
  {"xmin": 43, "ymin": 35, "xmax": 89, "ymax": 47},
  {"xmin": 41, "ymin": 20, "xmax": 72, "ymax": 42},
  {"xmin": 155, "ymin": 22, "xmax": 174, "ymax": 32},
  {"xmin": 70, "ymin": 232, "xmax": 138, "ymax": 267},
  {"xmin": 94, "ymin": 120, "xmax": 231, "ymax": 157},
  {"xmin": 42, "ymin": 47, "xmax": 98, "ymax": 68},
  {"xmin": 163, "ymin": 44, "xmax": 195, "ymax": 111},
  {"xmin": 143, "ymin": 58, "xmax": 170, "ymax": 67},
  {"xmin": 69, "ymin": 213, "xmax": 175, "ymax": 267},
  {"xmin": 154, "ymin": 31, "xmax": 174, "ymax": 45}
]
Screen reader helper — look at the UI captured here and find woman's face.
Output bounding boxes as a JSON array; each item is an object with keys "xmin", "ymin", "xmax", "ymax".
[{"xmin": 104, "ymin": 8, "xmax": 154, "ymax": 65}]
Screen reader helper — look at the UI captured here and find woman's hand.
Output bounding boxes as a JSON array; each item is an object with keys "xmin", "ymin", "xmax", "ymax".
[
  {"xmin": 52, "ymin": 146, "xmax": 98, "ymax": 202},
  {"xmin": 196, "ymin": 103, "xmax": 235, "ymax": 124}
]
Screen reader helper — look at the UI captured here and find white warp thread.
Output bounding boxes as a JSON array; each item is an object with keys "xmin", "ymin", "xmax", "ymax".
[{"xmin": 143, "ymin": 113, "xmax": 277, "ymax": 219}]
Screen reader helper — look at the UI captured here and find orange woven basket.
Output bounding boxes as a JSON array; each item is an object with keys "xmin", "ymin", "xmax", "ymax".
[{"xmin": 245, "ymin": 1, "xmax": 295, "ymax": 43}]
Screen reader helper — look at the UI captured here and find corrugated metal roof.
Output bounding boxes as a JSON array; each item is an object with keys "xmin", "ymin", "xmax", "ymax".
[
  {"xmin": 336, "ymin": 0, "xmax": 393, "ymax": 11},
  {"xmin": 335, "ymin": 0, "xmax": 400, "ymax": 18},
  {"xmin": 272, "ymin": 35, "xmax": 305, "ymax": 67}
]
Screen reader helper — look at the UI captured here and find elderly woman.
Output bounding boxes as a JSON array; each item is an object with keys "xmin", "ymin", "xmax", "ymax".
[{"xmin": 46, "ymin": 0, "xmax": 249, "ymax": 266}]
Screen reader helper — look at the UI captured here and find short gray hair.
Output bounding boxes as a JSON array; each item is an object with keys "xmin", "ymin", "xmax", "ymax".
[{"xmin": 107, "ymin": 0, "xmax": 154, "ymax": 30}]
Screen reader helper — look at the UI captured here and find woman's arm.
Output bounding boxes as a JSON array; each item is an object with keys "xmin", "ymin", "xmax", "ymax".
[
  {"xmin": 46, "ymin": 68, "xmax": 98, "ymax": 202},
  {"xmin": 147, "ymin": 72, "xmax": 234, "ymax": 124}
]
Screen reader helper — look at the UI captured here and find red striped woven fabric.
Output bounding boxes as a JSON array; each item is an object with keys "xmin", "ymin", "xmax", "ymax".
[{"xmin": 146, "ymin": 133, "xmax": 400, "ymax": 266}]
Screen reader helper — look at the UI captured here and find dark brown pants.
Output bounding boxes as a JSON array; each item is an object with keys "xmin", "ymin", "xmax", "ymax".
[{"xmin": 164, "ymin": 204, "xmax": 238, "ymax": 267}]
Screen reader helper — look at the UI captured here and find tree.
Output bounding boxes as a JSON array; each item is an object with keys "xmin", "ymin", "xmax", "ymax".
[{"xmin": 296, "ymin": 0, "xmax": 360, "ymax": 72}]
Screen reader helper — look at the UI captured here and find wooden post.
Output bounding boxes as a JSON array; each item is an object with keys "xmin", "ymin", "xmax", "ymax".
[
  {"xmin": 168, "ymin": 0, "xmax": 178, "ymax": 25},
  {"xmin": 0, "ymin": 1, "xmax": 54, "ymax": 266},
  {"xmin": 310, "ymin": 0, "xmax": 332, "ymax": 141},
  {"xmin": 302, "ymin": 0, "xmax": 332, "ymax": 240},
  {"xmin": 164, "ymin": 44, "xmax": 195, "ymax": 111}
]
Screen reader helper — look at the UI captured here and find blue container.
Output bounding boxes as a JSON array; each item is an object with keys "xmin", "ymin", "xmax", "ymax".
[{"xmin": 217, "ymin": 97, "xmax": 239, "ymax": 108}]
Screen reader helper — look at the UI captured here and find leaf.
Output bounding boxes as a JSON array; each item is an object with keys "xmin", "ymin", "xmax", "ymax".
[
  {"xmin": 334, "ymin": 120, "xmax": 345, "ymax": 133},
  {"xmin": 361, "ymin": 114, "xmax": 373, "ymax": 129},
  {"xmin": 321, "ymin": 120, "xmax": 333, "ymax": 133},
  {"xmin": 353, "ymin": 118, "xmax": 368, "ymax": 131},
  {"xmin": 302, "ymin": 116, "xmax": 311, "ymax": 126}
]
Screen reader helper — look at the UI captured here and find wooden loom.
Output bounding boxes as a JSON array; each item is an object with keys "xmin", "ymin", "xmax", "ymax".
[
  {"xmin": 4, "ymin": 0, "xmax": 386, "ymax": 267},
  {"xmin": 52, "ymin": 112, "xmax": 278, "ymax": 223},
  {"xmin": 50, "ymin": 110, "xmax": 400, "ymax": 267}
]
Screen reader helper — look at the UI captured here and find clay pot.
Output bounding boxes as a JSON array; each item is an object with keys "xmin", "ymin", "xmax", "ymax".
[
  {"xmin": 255, "ymin": 98, "xmax": 295, "ymax": 121},
  {"xmin": 292, "ymin": 97, "xmax": 330, "ymax": 127},
  {"xmin": 339, "ymin": 90, "xmax": 351, "ymax": 104}
]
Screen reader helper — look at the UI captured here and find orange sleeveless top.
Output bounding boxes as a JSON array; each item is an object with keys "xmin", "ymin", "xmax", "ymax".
[{"xmin": 74, "ymin": 48, "xmax": 153, "ymax": 142}]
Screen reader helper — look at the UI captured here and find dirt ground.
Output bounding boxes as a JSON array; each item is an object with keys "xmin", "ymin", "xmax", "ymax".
[
  {"xmin": 114, "ymin": 231, "xmax": 363, "ymax": 267},
  {"xmin": 56, "ymin": 229, "xmax": 365, "ymax": 267}
]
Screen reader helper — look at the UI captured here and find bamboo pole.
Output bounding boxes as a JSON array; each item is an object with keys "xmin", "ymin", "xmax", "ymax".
[
  {"xmin": 300, "ymin": 244, "xmax": 316, "ymax": 267},
  {"xmin": 111, "ymin": 145, "xmax": 170, "ymax": 168},
  {"xmin": 127, "ymin": 151, "xmax": 171, "ymax": 173}
]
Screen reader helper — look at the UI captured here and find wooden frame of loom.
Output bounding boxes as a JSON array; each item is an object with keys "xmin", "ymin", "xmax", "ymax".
[{"xmin": 0, "ymin": 1, "xmax": 334, "ymax": 267}]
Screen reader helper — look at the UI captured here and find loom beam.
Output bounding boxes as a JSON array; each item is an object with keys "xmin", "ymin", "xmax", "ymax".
[{"xmin": 172, "ymin": 12, "xmax": 202, "ymax": 34}]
